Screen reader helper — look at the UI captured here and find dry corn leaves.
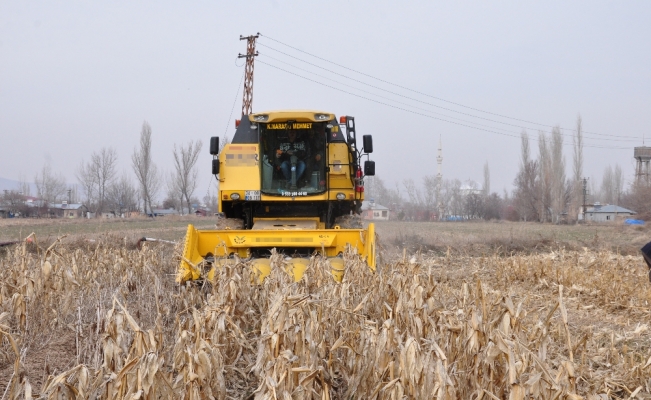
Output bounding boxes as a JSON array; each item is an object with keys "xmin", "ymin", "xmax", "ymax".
[{"xmin": 0, "ymin": 236, "xmax": 651, "ymax": 399}]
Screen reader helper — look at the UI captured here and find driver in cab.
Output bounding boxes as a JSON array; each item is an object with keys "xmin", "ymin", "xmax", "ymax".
[{"xmin": 276, "ymin": 130, "xmax": 310, "ymax": 189}]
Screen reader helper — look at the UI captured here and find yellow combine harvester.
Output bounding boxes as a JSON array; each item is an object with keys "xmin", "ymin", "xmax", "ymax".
[{"xmin": 179, "ymin": 110, "xmax": 376, "ymax": 283}]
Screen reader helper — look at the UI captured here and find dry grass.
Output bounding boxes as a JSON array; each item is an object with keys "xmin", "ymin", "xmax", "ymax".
[
  {"xmin": 0, "ymin": 215, "xmax": 218, "ymax": 243},
  {"xmin": 380, "ymin": 220, "xmax": 650, "ymax": 257},
  {"xmin": 1, "ymin": 231, "xmax": 651, "ymax": 399}
]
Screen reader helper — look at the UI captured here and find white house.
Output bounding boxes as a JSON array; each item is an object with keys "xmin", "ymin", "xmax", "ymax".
[
  {"xmin": 361, "ymin": 199, "xmax": 390, "ymax": 220},
  {"xmin": 581, "ymin": 203, "xmax": 636, "ymax": 222}
]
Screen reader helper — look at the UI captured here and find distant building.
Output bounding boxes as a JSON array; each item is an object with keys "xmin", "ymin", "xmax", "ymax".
[
  {"xmin": 582, "ymin": 203, "xmax": 636, "ymax": 222},
  {"xmin": 148, "ymin": 208, "xmax": 179, "ymax": 217},
  {"xmin": 460, "ymin": 181, "xmax": 482, "ymax": 196},
  {"xmin": 48, "ymin": 202, "xmax": 88, "ymax": 218},
  {"xmin": 361, "ymin": 199, "xmax": 390, "ymax": 221}
]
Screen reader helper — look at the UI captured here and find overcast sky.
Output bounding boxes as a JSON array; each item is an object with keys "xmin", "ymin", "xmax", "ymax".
[{"xmin": 1, "ymin": 1, "xmax": 650, "ymax": 199}]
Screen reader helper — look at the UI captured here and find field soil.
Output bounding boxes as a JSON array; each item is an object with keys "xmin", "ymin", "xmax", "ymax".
[
  {"xmin": 375, "ymin": 220, "xmax": 650, "ymax": 257},
  {"xmin": 0, "ymin": 215, "xmax": 218, "ymax": 244},
  {"xmin": 2, "ymin": 217, "xmax": 647, "ymax": 256},
  {"xmin": 1, "ymin": 217, "xmax": 650, "ymax": 398}
]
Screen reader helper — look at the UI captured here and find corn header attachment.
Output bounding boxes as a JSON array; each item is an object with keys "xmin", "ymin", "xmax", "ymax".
[
  {"xmin": 178, "ymin": 110, "xmax": 376, "ymax": 284},
  {"xmin": 178, "ymin": 222, "xmax": 376, "ymax": 283}
]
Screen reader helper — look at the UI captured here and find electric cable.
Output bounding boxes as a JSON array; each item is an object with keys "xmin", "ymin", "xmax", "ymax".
[
  {"xmin": 223, "ymin": 67, "xmax": 245, "ymax": 136},
  {"xmin": 258, "ymin": 52, "xmax": 637, "ymax": 144},
  {"xmin": 257, "ymin": 59, "xmax": 630, "ymax": 150},
  {"xmin": 258, "ymin": 34, "xmax": 642, "ymax": 140},
  {"xmin": 204, "ymin": 66, "xmax": 245, "ymax": 204}
]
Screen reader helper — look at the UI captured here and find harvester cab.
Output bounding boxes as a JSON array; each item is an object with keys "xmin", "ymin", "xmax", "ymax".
[{"xmin": 179, "ymin": 111, "xmax": 376, "ymax": 284}]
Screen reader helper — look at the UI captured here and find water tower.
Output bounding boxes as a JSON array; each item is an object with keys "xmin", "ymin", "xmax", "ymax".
[{"xmin": 635, "ymin": 146, "xmax": 651, "ymax": 184}]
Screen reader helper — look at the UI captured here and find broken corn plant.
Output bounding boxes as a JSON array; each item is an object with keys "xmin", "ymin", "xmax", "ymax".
[{"xmin": 1, "ymin": 235, "xmax": 651, "ymax": 398}]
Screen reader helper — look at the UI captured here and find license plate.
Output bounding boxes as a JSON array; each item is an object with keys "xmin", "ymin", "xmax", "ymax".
[{"xmin": 245, "ymin": 190, "xmax": 261, "ymax": 201}]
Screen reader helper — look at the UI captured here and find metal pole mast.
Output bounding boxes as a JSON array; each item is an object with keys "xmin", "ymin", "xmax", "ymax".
[{"xmin": 238, "ymin": 34, "xmax": 259, "ymax": 117}]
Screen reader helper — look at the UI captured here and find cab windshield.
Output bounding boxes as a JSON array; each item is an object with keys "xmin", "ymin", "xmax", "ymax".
[{"xmin": 259, "ymin": 121, "xmax": 327, "ymax": 195}]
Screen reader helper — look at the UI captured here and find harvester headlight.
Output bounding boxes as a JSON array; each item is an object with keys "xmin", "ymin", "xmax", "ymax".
[
  {"xmin": 314, "ymin": 113, "xmax": 330, "ymax": 121},
  {"xmin": 253, "ymin": 114, "xmax": 269, "ymax": 122},
  {"xmin": 336, "ymin": 192, "xmax": 346, "ymax": 200},
  {"xmin": 230, "ymin": 193, "xmax": 241, "ymax": 200},
  {"xmin": 250, "ymin": 124, "xmax": 258, "ymax": 130}
]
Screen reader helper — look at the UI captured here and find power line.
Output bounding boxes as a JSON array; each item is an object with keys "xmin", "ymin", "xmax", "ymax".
[
  {"xmin": 223, "ymin": 67, "xmax": 245, "ymax": 136},
  {"xmin": 258, "ymin": 34, "xmax": 642, "ymax": 140},
  {"xmin": 256, "ymin": 59, "xmax": 630, "ymax": 150},
  {"xmin": 258, "ymin": 52, "xmax": 637, "ymax": 144},
  {"xmin": 257, "ymin": 53, "xmax": 527, "ymax": 136}
]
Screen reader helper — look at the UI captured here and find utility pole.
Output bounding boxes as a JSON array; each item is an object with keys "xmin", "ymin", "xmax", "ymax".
[
  {"xmin": 581, "ymin": 177, "xmax": 589, "ymax": 222},
  {"xmin": 238, "ymin": 34, "xmax": 259, "ymax": 116}
]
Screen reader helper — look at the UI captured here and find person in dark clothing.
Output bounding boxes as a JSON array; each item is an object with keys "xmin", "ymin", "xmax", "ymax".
[
  {"xmin": 305, "ymin": 126, "xmax": 326, "ymax": 188},
  {"xmin": 642, "ymin": 241, "xmax": 651, "ymax": 282},
  {"xmin": 276, "ymin": 130, "xmax": 310, "ymax": 189}
]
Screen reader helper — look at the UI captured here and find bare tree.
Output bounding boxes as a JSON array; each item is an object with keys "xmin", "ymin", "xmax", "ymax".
[
  {"xmin": 573, "ymin": 118, "xmax": 584, "ymax": 180},
  {"xmin": 165, "ymin": 170, "xmax": 184, "ymax": 212},
  {"xmin": 514, "ymin": 160, "xmax": 540, "ymax": 221},
  {"xmin": 35, "ymin": 162, "xmax": 67, "ymax": 204},
  {"xmin": 402, "ymin": 179, "xmax": 423, "ymax": 206},
  {"xmin": 599, "ymin": 164, "xmax": 624, "ymax": 205},
  {"xmin": 538, "ymin": 131, "xmax": 552, "ymax": 222},
  {"xmin": 203, "ymin": 190, "xmax": 218, "ymax": 214},
  {"xmin": 172, "ymin": 140, "xmax": 203, "ymax": 214},
  {"xmin": 77, "ymin": 162, "xmax": 98, "ymax": 210},
  {"xmin": 447, "ymin": 179, "xmax": 463, "ymax": 218},
  {"xmin": 521, "ymin": 130, "xmax": 530, "ymax": 168},
  {"xmin": 573, "ymin": 116, "xmax": 584, "ymax": 183},
  {"xmin": 614, "ymin": 164, "xmax": 624, "ymax": 205},
  {"xmin": 483, "ymin": 193, "xmax": 504, "ymax": 220},
  {"xmin": 600, "ymin": 165, "xmax": 614, "ymax": 204},
  {"xmin": 422, "ymin": 175, "xmax": 437, "ymax": 214},
  {"xmin": 569, "ymin": 115, "xmax": 584, "ymax": 222},
  {"xmin": 93, "ymin": 147, "xmax": 118, "ymax": 213},
  {"xmin": 2, "ymin": 190, "xmax": 25, "ymax": 217},
  {"xmin": 105, "ymin": 173, "xmax": 138, "ymax": 216},
  {"xmin": 17, "ymin": 174, "xmax": 31, "ymax": 197},
  {"xmin": 550, "ymin": 126, "xmax": 566, "ymax": 223},
  {"xmin": 132, "ymin": 122, "xmax": 161, "ymax": 215},
  {"xmin": 483, "ymin": 162, "xmax": 490, "ymax": 196},
  {"xmin": 401, "ymin": 178, "xmax": 422, "ymax": 219},
  {"xmin": 365, "ymin": 176, "xmax": 401, "ymax": 210},
  {"xmin": 513, "ymin": 131, "xmax": 540, "ymax": 221},
  {"xmin": 464, "ymin": 192, "xmax": 484, "ymax": 219},
  {"xmin": 77, "ymin": 147, "xmax": 118, "ymax": 214},
  {"xmin": 622, "ymin": 181, "xmax": 651, "ymax": 220}
]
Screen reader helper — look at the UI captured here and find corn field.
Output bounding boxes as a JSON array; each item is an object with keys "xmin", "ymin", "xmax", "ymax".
[{"xmin": 1, "ymin": 234, "xmax": 651, "ymax": 399}]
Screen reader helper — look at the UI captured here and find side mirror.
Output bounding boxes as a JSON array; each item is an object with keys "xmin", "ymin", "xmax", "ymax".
[
  {"xmin": 362, "ymin": 135, "xmax": 373, "ymax": 153},
  {"xmin": 210, "ymin": 137, "xmax": 220, "ymax": 155},
  {"xmin": 212, "ymin": 159, "xmax": 220, "ymax": 175},
  {"xmin": 364, "ymin": 160, "xmax": 375, "ymax": 176}
]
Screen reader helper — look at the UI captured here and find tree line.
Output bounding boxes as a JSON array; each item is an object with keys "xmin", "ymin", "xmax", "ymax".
[
  {"xmin": 2, "ymin": 121, "xmax": 215, "ymax": 217},
  {"xmin": 3, "ymin": 116, "xmax": 649, "ymax": 220},
  {"xmin": 366, "ymin": 116, "xmax": 651, "ymax": 222}
]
